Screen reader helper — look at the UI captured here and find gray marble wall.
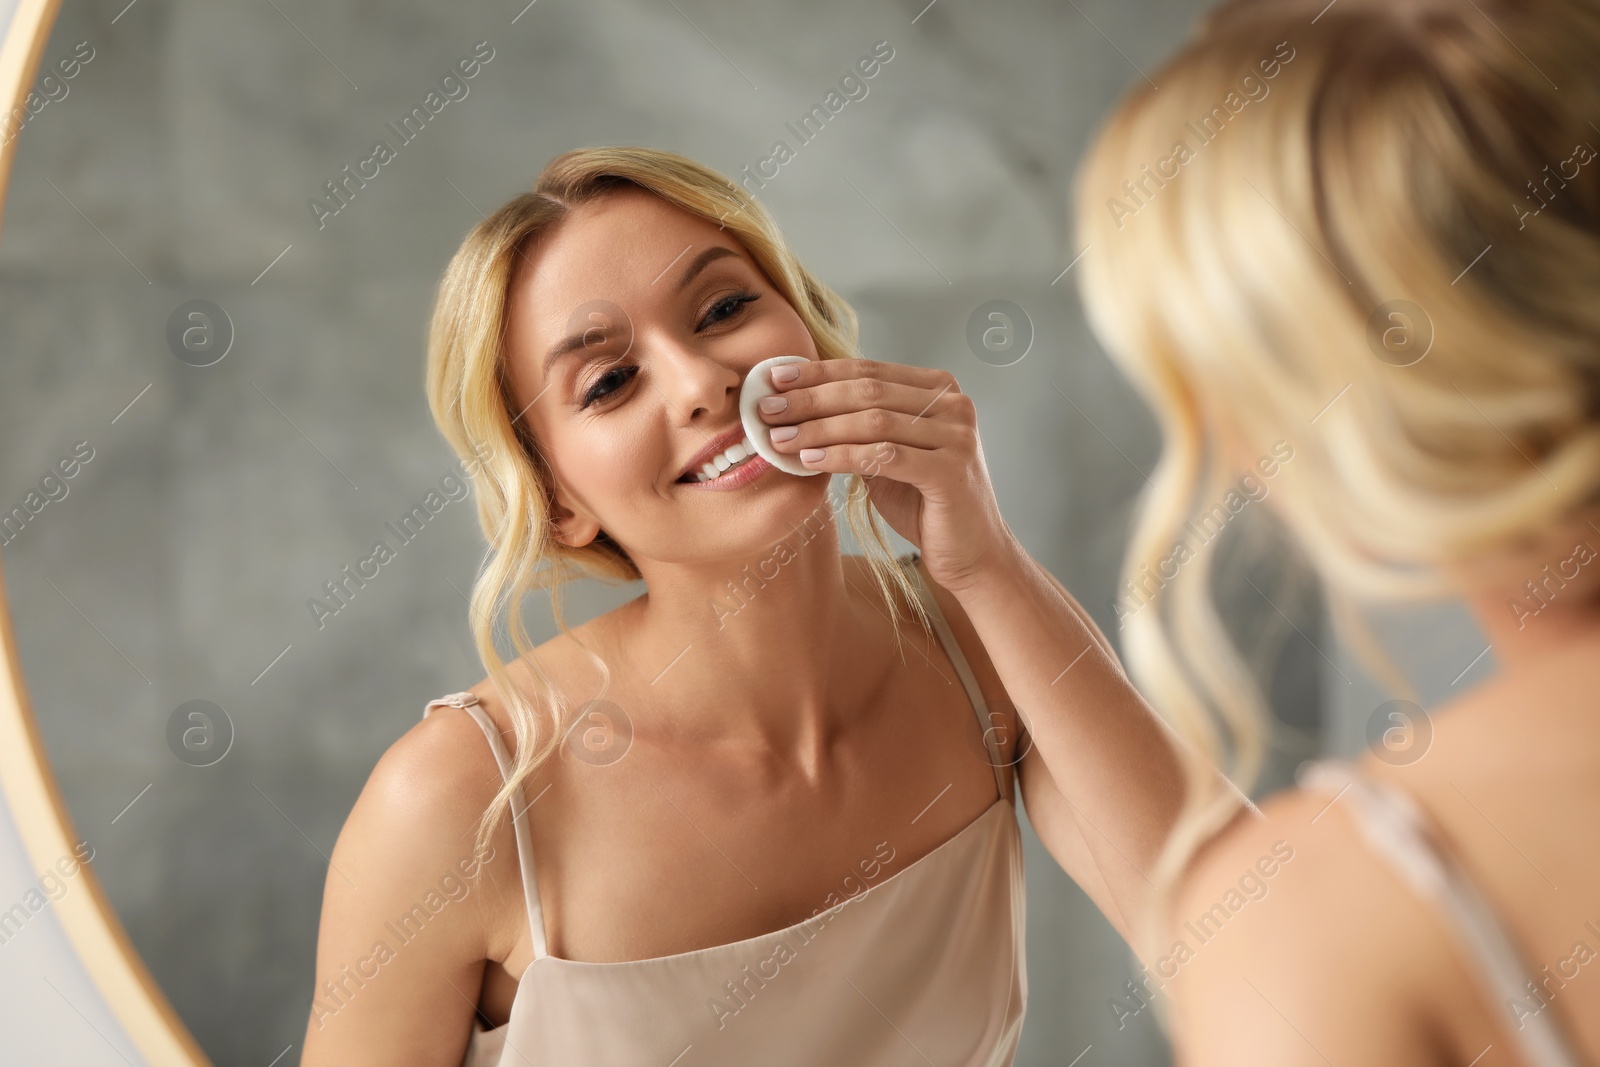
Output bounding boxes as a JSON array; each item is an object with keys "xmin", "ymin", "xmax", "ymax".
[{"xmin": 0, "ymin": 0, "xmax": 1339, "ymax": 1063}]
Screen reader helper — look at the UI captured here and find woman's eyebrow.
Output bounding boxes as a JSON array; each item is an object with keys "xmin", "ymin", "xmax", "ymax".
[
  {"xmin": 545, "ymin": 329, "xmax": 610, "ymax": 373},
  {"xmin": 543, "ymin": 245, "xmax": 745, "ymax": 372},
  {"xmin": 667, "ymin": 245, "xmax": 741, "ymax": 293}
]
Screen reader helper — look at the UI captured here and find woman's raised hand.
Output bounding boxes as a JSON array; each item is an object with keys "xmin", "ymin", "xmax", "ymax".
[{"xmin": 755, "ymin": 358, "xmax": 1022, "ymax": 593}]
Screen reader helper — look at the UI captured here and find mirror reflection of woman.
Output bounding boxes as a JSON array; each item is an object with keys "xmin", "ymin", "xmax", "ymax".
[
  {"xmin": 301, "ymin": 147, "xmax": 1193, "ymax": 1066},
  {"xmin": 1073, "ymin": 0, "xmax": 1600, "ymax": 1063}
]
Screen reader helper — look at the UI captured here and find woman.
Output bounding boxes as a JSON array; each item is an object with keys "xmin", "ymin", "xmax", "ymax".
[
  {"xmin": 1074, "ymin": 0, "xmax": 1600, "ymax": 1063},
  {"xmin": 301, "ymin": 147, "xmax": 1188, "ymax": 1065}
]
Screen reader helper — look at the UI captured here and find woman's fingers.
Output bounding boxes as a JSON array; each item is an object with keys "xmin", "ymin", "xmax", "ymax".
[
  {"xmin": 769, "ymin": 357, "xmax": 956, "ymax": 395},
  {"xmin": 754, "ymin": 358, "xmax": 978, "ymax": 488},
  {"xmin": 770, "ymin": 406, "xmax": 969, "ymax": 460},
  {"xmin": 758, "ymin": 368, "xmax": 968, "ymax": 428},
  {"xmin": 791, "ymin": 439, "xmax": 945, "ymax": 484}
]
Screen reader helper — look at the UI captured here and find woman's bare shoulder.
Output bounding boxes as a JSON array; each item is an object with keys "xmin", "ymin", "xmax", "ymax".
[
  {"xmin": 330, "ymin": 700, "xmax": 509, "ymax": 907},
  {"xmin": 304, "ymin": 698, "xmax": 522, "ymax": 1059},
  {"xmin": 328, "ymin": 647, "xmax": 606, "ymax": 922},
  {"xmin": 1161, "ymin": 785, "xmax": 1463, "ymax": 1064}
]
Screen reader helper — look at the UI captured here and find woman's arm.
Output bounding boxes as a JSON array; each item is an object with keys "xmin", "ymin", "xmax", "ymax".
[
  {"xmin": 301, "ymin": 711, "xmax": 511, "ymax": 1066},
  {"xmin": 946, "ymin": 539, "xmax": 1190, "ymax": 927}
]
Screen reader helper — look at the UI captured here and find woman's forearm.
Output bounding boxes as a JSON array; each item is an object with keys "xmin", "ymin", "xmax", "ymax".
[{"xmin": 948, "ymin": 534, "xmax": 1194, "ymax": 915}]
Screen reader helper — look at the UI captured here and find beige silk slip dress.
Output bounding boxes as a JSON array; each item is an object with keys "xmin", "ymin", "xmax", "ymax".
[{"xmin": 421, "ymin": 553, "xmax": 1028, "ymax": 1066}]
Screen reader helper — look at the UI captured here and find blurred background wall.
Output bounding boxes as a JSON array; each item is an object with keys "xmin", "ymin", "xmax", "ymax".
[{"xmin": 0, "ymin": 0, "xmax": 1488, "ymax": 1062}]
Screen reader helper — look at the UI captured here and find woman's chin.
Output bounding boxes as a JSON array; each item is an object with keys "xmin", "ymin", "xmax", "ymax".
[{"xmin": 683, "ymin": 475, "xmax": 837, "ymax": 551}]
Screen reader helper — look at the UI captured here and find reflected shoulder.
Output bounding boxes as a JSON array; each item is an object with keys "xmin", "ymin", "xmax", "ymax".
[
  {"xmin": 1163, "ymin": 785, "xmax": 1448, "ymax": 1065},
  {"xmin": 332, "ymin": 706, "xmax": 507, "ymax": 895}
]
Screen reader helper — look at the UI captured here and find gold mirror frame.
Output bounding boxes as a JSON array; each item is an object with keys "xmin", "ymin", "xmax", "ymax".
[{"xmin": 0, "ymin": 0, "xmax": 210, "ymax": 1061}]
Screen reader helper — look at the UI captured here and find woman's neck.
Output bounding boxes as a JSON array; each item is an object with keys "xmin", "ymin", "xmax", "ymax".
[
  {"xmin": 1455, "ymin": 515, "xmax": 1600, "ymax": 676},
  {"xmin": 605, "ymin": 530, "xmax": 902, "ymax": 758}
]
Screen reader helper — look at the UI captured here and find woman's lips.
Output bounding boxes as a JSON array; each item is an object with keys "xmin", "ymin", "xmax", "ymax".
[
  {"xmin": 677, "ymin": 450, "xmax": 773, "ymax": 490},
  {"xmin": 677, "ymin": 425, "xmax": 749, "ymax": 482}
]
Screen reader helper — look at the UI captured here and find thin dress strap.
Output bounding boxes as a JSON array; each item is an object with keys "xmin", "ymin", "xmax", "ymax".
[
  {"xmin": 1299, "ymin": 760, "xmax": 1588, "ymax": 1067},
  {"xmin": 423, "ymin": 691, "xmax": 550, "ymax": 961},
  {"xmin": 902, "ymin": 552, "xmax": 1012, "ymax": 803}
]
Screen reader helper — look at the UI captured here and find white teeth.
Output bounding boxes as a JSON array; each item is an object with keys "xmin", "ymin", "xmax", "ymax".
[{"xmin": 691, "ymin": 436, "xmax": 758, "ymax": 482}]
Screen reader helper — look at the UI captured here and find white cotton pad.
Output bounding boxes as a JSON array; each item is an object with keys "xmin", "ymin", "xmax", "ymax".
[{"xmin": 740, "ymin": 355, "xmax": 823, "ymax": 477}]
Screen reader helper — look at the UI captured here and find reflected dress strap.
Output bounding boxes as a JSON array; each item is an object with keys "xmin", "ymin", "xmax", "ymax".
[
  {"xmin": 424, "ymin": 691, "xmax": 550, "ymax": 961},
  {"xmin": 1298, "ymin": 760, "xmax": 1587, "ymax": 1067}
]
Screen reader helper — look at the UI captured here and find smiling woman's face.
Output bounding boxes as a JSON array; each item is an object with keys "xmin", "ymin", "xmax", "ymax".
[{"xmin": 504, "ymin": 186, "xmax": 829, "ymax": 567}]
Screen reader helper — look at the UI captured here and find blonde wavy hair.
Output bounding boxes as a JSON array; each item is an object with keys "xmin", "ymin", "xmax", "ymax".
[
  {"xmin": 1073, "ymin": 0, "xmax": 1600, "ymax": 957},
  {"xmin": 425, "ymin": 146, "xmax": 931, "ymax": 858}
]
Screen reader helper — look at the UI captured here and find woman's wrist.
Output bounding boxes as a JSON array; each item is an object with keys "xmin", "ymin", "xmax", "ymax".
[{"xmin": 940, "ymin": 528, "xmax": 1035, "ymax": 605}]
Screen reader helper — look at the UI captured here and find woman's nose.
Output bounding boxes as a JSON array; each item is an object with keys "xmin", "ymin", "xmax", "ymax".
[{"xmin": 652, "ymin": 341, "xmax": 742, "ymax": 422}]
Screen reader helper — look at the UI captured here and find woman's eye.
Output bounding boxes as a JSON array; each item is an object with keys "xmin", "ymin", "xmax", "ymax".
[
  {"xmin": 580, "ymin": 364, "xmax": 637, "ymax": 409},
  {"xmin": 698, "ymin": 292, "xmax": 759, "ymax": 331}
]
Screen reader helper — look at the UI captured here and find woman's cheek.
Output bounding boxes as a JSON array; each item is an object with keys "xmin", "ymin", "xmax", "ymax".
[{"xmin": 584, "ymin": 421, "xmax": 669, "ymax": 507}]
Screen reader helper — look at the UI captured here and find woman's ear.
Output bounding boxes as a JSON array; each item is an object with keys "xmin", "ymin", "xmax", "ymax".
[{"xmin": 546, "ymin": 486, "xmax": 603, "ymax": 548}]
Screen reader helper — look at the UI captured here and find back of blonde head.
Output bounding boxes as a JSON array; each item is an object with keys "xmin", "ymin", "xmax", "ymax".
[
  {"xmin": 425, "ymin": 147, "xmax": 928, "ymax": 857},
  {"xmin": 1072, "ymin": 0, "xmax": 1600, "ymax": 952}
]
